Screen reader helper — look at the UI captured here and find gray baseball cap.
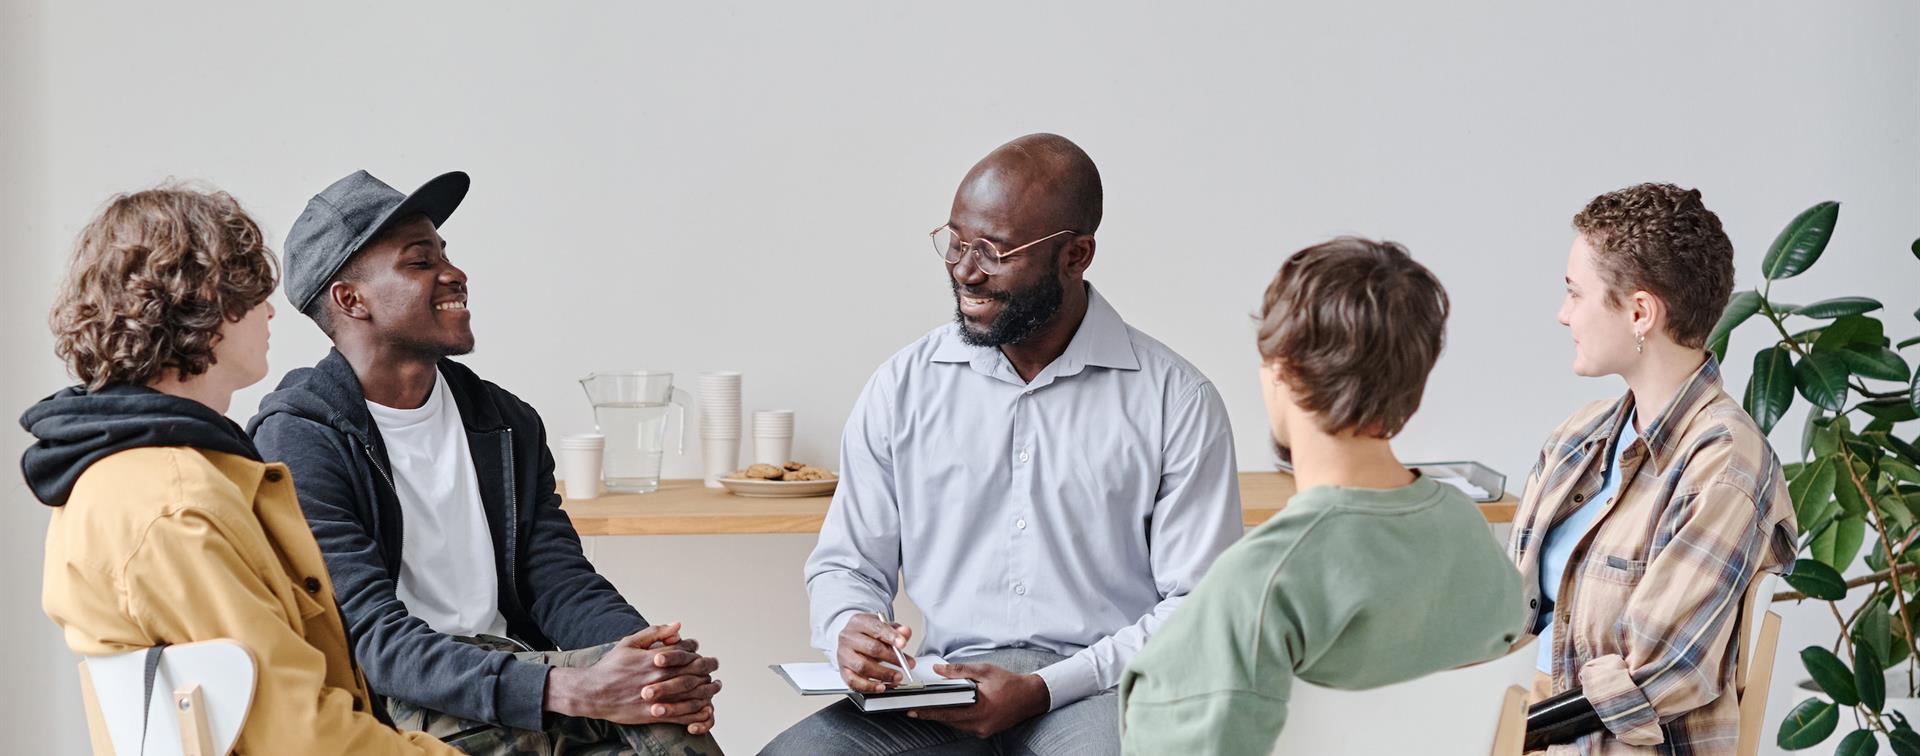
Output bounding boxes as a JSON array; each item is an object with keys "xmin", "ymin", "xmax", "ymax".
[{"xmin": 284, "ymin": 169, "xmax": 470, "ymax": 313}]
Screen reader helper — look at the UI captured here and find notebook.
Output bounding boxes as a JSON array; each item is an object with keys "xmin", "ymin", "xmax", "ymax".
[{"xmin": 771, "ymin": 655, "xmax": 978, "ymax": 712}]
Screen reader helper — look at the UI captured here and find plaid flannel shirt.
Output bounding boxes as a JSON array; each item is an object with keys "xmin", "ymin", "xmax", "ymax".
[{"xmin": 1510, "ymin": 357, "xmax": 1797, "ymax": 754}]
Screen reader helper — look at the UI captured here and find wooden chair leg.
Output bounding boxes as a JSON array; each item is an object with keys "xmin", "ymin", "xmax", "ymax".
[
  {"xmin": 1491, "ymin": 685, "xmax": 1529, "ymax": 756},
  {"xmin": 176, "ymin": 683, "xmax": 215, "ymax": 756},
  {"xmin": 1736, "ymin": 611, "xmax": 1783, "ymax": 756}
]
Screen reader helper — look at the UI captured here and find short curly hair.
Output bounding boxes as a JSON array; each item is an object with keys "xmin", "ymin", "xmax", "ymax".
[
  {"xmin": 51, "ymin": 186, "xmax": 279, "ymax": 390},
  {"xmin": 1256, "ymin": 237, "xmax": 1450, "ymax": 439},
  {"xmin": 1572, "ymin": 183, "xmax": 1734, "ymax": 349}
]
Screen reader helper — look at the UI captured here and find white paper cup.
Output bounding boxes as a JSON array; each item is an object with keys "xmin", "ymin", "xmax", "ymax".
[
  {"xmin": 559, "ymin": 434, "xmax": 605, "ymax": 500},
  {"xmin": 754, "ymin": 436, "xmax": 793, "ymax": 466},
  {"xmin": 703, "ymin": 436, "xmax": 740, "ymax": 488}
]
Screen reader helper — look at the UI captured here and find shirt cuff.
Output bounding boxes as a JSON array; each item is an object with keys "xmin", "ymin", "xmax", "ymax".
[
  {"xmin": 1579, "ymin": 654, "xmax": 1664, "ymax": 746},
  {"xmin": 1035, "ymin": 653, "xmax": 1102, "ymax": 711},
  {"xmin": 500, "ymin": 658, "xmax": 552, "ymax": 732}
]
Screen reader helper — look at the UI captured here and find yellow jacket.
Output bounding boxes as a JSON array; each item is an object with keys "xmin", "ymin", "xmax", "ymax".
[{"xmin": 42, "ymin": 446, "xmax": 458, "ymax": 755}]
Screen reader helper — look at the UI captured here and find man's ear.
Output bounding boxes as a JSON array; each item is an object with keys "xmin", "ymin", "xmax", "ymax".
[
  {"xmin": 1061, "ymin": 235, "xmax": 1096, "ymax": 278},
  {"xmin": 1629, "ymin": 289, "xmax": 1663, "ymax": 339},
  {"xmin": 329, "ymin": 280, "xmax": 371, "ymax": 323}
]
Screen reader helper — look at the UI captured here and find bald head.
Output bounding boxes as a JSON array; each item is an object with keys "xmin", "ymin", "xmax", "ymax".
[{"xmin": 953, "ymin": 133, "xmax": 1103, "ymax": 236}]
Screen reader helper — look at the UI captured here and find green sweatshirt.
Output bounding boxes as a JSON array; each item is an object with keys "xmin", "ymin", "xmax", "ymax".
[{"xmin": 1118, "ymin": 475, "xmax": 1528, "ymax": 756}]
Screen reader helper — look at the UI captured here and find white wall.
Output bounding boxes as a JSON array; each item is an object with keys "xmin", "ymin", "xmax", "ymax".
[{"xmin": 3, "ymin": 1, "xmax": 1915, "ymax": 752}]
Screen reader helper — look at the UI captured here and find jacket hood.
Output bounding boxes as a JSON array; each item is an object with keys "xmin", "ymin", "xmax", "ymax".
[{"xmin": 20, "ymin": 383, "xmax": 262, "ymax": 506}]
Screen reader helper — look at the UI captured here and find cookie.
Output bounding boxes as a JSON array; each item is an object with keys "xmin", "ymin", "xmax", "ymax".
[{"xmin": 745, "ymin": 463, "xmax": 787, "ymax": 480}]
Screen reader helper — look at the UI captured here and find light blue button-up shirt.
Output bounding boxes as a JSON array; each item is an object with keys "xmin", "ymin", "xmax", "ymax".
[{"xmin": 805, "ymin": 284, "xmax": 1243, "ymax": 709}]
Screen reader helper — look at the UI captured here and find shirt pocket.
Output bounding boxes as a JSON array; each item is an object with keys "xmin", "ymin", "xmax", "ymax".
[{"xmin": 1577, "ymin": 553, "xmax": 1649, "ymax": 656}]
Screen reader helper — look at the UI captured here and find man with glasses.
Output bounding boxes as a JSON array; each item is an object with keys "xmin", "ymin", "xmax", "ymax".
[{"xmin": 763, "ymin": 134, "xmax": 1242, "ymax": 755}]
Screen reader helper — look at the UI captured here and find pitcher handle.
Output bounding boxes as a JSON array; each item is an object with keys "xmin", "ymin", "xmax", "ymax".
[{"xmin": 667, "ymin": 387, "xmax": 692, "ymax": 455}]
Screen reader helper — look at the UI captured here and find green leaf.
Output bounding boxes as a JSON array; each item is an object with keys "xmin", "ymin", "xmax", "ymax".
[
  {"xmin": 1818, "ymin": 315, "xmax": 1890, "ymax": 352},
  {"xmin": 1709, "ymin": 291, "xmax": 1764, "ymax": 362},
  {"xmin": 1748, "ymin": 346, "xmax": 1798, "ymax": 434},
  {"xmin": 1912, "ymin": 368, "xmax": 1920, "ymax": 420},
  {"xmin": 1842, "ymin": 348, "xmax": 1913, "ymax": 382},
  {"xmin": 1813, "ymin": 514, "xmax": 1867, "ymax": 569},
  {"xmin": 1838, "ymin": 728, "xmax": 1882, "ymax": 756},
  {"xmin": 1836, "ymin": 457, "xmax": 1872, "ymax": 516},
  {"xmin": 1778, "ymin": 697, "xmax": 1840, "ymax": 748},
  {"xmin": 1801, "ymin": 297, "xmax": 1886, "ymax": 319},
  {"xmin": 1893, "ymin": 728, "xmax": 1920, "ymax": 756},
  {"xmin": 1793, "ymin": 457, "xmax": 1842, "ymax": 529},
  {"xmin": 1786, "ymin": 558, "xmax": 1848, "ymax": 600},
  {"xmin": 1882, "ymin": 434, "xmax": 1920, "ymax": 466},
  {"xmin": 1855, "ymin": 599, "xmax": 1893, "ymax": 668},
  {"xmin": 1900, "ymin": 335, "xmax": 1920, "ymax": 350},
  {"xmin": 1863, "ymin": 399, "xmax": 1920, "ymax": 423},
  {"xmin": 1803, "ymin": 647, "xmax": 1858, "ymax": 706},
  {"xmin": 1887, "ymin": 459, "xmax": 1920, "ymax": 487},
  {"xmin": 1798, "ymin": 352, "xmax": 1852, "ymax": 412},
  {"xmin": 1858, "ymin": 641, "xmax": 1887, "ymax": 712},
  {"xmin": 1764, "ymin": 201, "xmax": 1840, "ymax": 280},
  {"xmin": 1913, "ymin": 238, "xmax": 1920, "ymax": 262}
]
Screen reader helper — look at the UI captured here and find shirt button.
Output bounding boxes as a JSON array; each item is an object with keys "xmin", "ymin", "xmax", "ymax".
[
  {"xmin": 1024, "ymin": 390, "xmax": 1034, "ymax": 396},
  {"xmin": 1573, "ymin": 493, "xmax": 1586, "ymax": 503},
  {"xmin": 264, "ymin": 469, "xmax": 284, "ymax": 483},
  {"xmin": 1013, "ymin": 583, "xmax": 1027, "ymax": 596},
  {"xmin": 1018, "ymin": 450, "xmax": 1030, "ymax": 463},
  {"xmin": 1016, "ymin": 518, "xmax": 1027, "ymax": 530},
  {"xmin": 304, "ymin": 577, "xmax": 322, "ymax": 594},
  {"xmin": 1529, "ymin": 598, "xmax": 1539, "ymax": 609}
]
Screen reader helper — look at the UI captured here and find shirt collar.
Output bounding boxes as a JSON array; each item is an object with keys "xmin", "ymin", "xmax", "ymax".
[
  {"xmin": 1585, "ymin": 356, "xmax": 1725, "ymax": 470},
  {"xmin": 929, "ymin": 283, "xmax": 1141, "ymax": 382}
]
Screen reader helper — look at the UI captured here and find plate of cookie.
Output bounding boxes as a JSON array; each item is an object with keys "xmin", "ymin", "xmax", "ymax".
[{"xmin": 720, "ymin": 461, "xmax": 840, "ymax": 498}]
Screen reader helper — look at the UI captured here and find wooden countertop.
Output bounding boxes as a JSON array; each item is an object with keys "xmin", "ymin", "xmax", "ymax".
[{"xmin": 562, "ymin": 472, "xmax": 1518, "ymax": 536}]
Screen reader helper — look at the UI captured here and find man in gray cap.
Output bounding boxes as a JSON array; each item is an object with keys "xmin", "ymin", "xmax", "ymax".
[{"xmin": 250, "ymin": 170, "xmax": 725, "ymax": 755}]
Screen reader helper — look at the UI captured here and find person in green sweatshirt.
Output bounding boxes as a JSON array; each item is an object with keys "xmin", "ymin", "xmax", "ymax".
[{"xmin": 1117, "ymin": 236, "xmax": 1530, "ymax": 755}]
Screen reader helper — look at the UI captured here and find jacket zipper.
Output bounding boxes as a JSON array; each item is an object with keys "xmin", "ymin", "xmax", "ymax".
[
  {"xmin": 361, "ymin": 442, "xmax": 404, "ymax": 558},
  {"xmin": 500, "ymin": 429, "xmax": 520, "ymax": 610}
]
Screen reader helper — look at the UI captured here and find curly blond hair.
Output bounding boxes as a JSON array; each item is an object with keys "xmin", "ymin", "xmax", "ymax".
[{"xmin": 51, "ymin": 185, "xmax": 279, "ymax": 390}]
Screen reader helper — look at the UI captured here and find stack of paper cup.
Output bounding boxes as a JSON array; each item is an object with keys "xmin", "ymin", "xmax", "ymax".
[
  {"xmin": 558, "ymin": 433, "xmax": 605, "ymax": 500},
  {"xmin": 699, "ymin": 371, "xmax": 742, "ymax": 488},
  {"xmin": 753, "ymin": 410, "xmax": 795, "ymax": 466}
]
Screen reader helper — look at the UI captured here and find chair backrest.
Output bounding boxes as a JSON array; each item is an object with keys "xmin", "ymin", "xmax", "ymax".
[
  {"xmin": 1736, "ymin": 573, "xmax": 1784, "ymax": 756},
  {"xmin": 78, "ymin": 640, "xmax": 256, "ymax": 756},
  {"xmin": 1272, "ymin": 638, "xmax": 1537, "ymax": 756}
]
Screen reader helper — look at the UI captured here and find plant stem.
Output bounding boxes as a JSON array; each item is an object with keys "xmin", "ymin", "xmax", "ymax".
[
  {"xmin": 1843, "ymin": 438, "xmax": 1920, "ymax": 688},
  {"xmin": 1773, "ymin": 563, "xmax": 1920, "ymax": 601}
]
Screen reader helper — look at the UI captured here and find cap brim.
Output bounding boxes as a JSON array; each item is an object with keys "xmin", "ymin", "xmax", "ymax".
[{"xmin": 370, "ymin": 170, "xmax": 470, "ymax": 241}]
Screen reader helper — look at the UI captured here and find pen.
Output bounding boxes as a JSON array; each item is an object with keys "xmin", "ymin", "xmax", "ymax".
[{"xmin": 876, "ymin": 609, "xmax": 921, "ymax": 689}]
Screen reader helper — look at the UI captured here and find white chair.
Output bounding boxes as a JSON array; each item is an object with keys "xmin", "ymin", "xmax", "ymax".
[
  {"xmin": 78, "ymin": 639, "xmax": 256, "ymax": 756},
  {"xmin": 1736, "ymin": 573, "xmax": 1783, "ymax": 756},
  {"xmin": 1271, "ymin": 638, "xmax": 1537, "ymax": 756}
]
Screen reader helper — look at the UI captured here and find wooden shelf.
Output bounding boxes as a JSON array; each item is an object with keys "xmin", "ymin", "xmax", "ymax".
[{"xmin": 562, "ymin": 472, "xmax": 1518, "ymax": 536}]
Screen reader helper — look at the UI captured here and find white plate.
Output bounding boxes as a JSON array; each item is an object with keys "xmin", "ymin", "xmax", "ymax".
[{"xmin": 719, "ymin": 477, "xmax": 839, "ymax": 498}]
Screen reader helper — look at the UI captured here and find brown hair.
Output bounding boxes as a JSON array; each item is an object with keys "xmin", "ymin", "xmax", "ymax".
[
  {"xmin": 51, "ymin": 186, "xmax": 278, "ymax": 390},
  {"xmin": 1571, "ymin": 183, "xmax": 1733, "ymax": 349},
  {"xmin": 1256, "ymin": 237, "xmax": 1449, "ymax": 438}
]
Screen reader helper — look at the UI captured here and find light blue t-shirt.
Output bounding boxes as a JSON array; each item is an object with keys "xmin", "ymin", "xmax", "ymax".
[{"xmin": 1537, "ymin": 410, "xmax": 1638, "ymax": 673}]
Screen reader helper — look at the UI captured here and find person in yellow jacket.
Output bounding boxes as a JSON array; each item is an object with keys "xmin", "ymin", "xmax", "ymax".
[{"xmin": 22, "ymin": 184, "xmax": 464, "ymax": 754}]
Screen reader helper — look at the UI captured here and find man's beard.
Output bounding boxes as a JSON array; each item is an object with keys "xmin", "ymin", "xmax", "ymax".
[{"xmin": 952, "ymin": 273, "xmax": 1065, "ymax": 348}]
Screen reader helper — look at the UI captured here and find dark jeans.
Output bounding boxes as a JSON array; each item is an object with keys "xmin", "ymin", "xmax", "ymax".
[{"xmin": 759, "ymin": 648, "xmax": 1118, "ymax": 756}]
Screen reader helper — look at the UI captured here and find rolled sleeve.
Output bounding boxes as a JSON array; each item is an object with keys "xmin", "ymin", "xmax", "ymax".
[{"xmin": 1580, "ymin": 654, "xmax": 1663, "ymax": 745}]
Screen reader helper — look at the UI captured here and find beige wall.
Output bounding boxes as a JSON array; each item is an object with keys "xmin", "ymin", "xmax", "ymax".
[{"xmin": 3, "ymin": 1, "xmax": 1917, "ymax": 752}]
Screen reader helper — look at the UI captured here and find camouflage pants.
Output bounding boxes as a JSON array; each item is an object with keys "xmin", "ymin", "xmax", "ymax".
[{"xmin": 386, "ymin": 635, "xmax": 725, "ymax": 756}]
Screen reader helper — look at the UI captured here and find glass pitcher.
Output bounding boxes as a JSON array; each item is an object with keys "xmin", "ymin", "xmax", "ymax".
[{"xmin": 578, "ymin": 372, "xmax": 690, "ymax": 493}]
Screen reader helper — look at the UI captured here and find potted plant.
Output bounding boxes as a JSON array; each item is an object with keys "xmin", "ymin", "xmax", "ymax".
[{"xmin": 1709, "ymin": 201, "xmax": 1920, "ymax": 753}]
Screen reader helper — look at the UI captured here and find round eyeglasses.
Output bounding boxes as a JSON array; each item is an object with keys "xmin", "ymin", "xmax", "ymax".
[{"xmin": 929, "ymin": 225, "xmax": 1081, "ymax": 275}]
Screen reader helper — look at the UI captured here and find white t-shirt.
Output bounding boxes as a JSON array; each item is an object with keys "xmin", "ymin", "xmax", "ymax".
[{"xmin": 366, "ymin": 369, "xmax": 510, "ymax": 638}]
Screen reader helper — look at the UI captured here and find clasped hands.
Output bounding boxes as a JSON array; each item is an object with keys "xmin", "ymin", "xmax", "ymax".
[{"xmin": 546, "ymin": 621, "xmax": 722, "ymax": 736}]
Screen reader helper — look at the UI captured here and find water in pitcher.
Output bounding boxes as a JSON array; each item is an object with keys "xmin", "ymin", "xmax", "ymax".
[{"xmin": 595, "ymin": 401, "xmax": 672, "ymax": 493}]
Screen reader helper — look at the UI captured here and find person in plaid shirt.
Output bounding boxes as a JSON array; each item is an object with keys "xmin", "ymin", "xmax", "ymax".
[{"xmin": 1513, "ymin": 183, "xmax": 1797, "ymax": 754}]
